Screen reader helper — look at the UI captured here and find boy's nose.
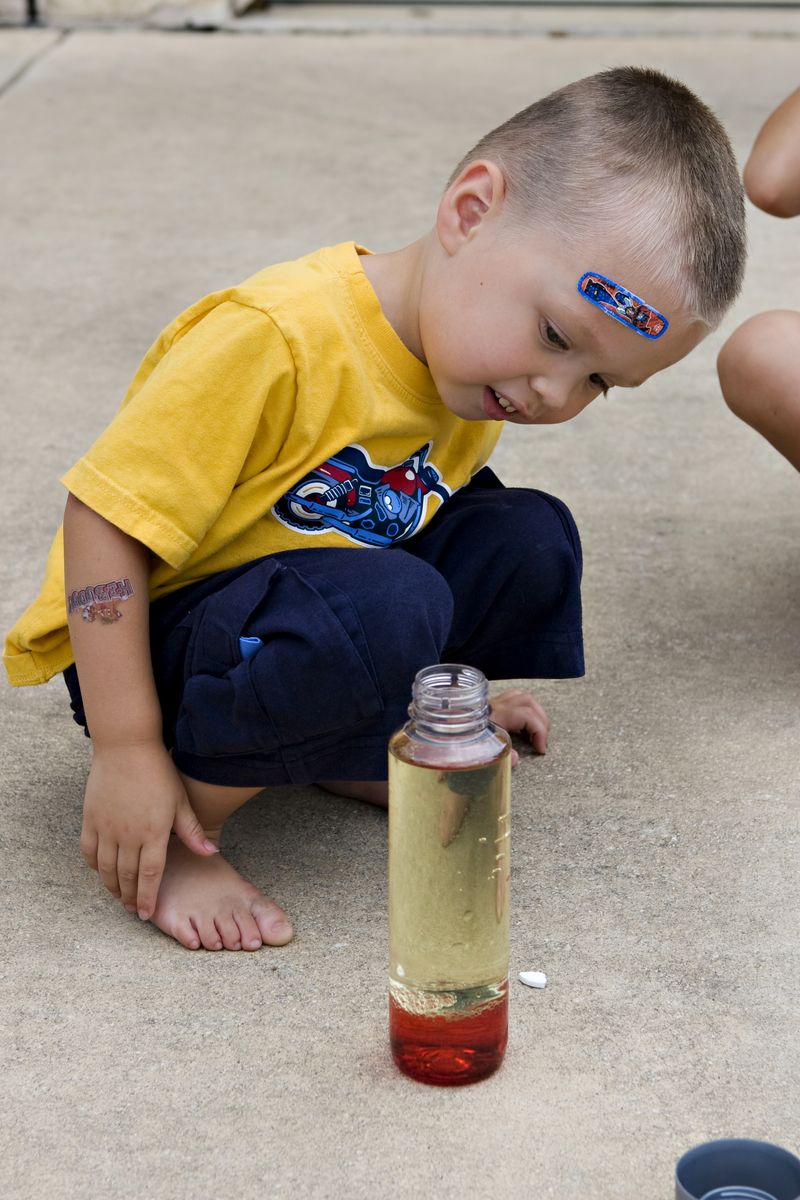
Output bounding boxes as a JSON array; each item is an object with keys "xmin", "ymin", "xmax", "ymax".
[{"xmin": 529, "ymin": 374, "xmax": 574, "ymax": 413}]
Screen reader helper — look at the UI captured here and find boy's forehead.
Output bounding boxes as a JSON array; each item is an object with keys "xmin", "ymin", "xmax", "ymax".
[
  {"xmin": 508, "ymin": 232, "xmax": 663, "ymax": 312},
  {"xmin": 497, "ymin": 229, "xmax": 699, "ymax": 372},
  {"xmin": 545, "ymin": 252, "xmax": 695, "ymax": 365}
]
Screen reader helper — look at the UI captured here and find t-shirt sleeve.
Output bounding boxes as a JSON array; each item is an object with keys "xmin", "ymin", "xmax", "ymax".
[{"xmin": 61, "ymin": 301, "xmax": 295, "ymax": 570}]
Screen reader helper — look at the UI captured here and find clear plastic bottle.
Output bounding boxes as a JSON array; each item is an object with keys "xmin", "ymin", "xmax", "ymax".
[{"xmin": 388, "ymin": 664, "xmax": 511, "ymax": 1086}]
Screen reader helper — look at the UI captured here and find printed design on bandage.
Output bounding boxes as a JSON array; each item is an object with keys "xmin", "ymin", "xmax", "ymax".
[
  {"xmin": 577, "ymin": 272, "xmax": 668, "ymax": 340},
  {"xmin": 67, "ymin": 577, "xmax": 134, "ymax": 624}
]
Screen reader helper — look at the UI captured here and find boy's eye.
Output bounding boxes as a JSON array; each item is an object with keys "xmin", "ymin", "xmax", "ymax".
[
  {"xmin": 544, "ymin": 323, "xmax": 568, "ymax": 350},
  {"xmin": 589, "ymin": 373, "xmax": 610, "ymax": 395}
]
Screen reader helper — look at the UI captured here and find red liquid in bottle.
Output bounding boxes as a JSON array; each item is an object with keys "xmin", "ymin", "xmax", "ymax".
[{"xmin": 389, "ymin": 991, "xmax": 508, "ymax": 1086}]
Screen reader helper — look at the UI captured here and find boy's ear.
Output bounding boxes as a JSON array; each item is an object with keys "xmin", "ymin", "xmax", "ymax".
[{"xmin": 436, "ymin": 161, "xmax": 506, "ymax": 254}]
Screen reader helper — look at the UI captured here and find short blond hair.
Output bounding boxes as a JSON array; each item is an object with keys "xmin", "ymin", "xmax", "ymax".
[{"xmin": 448, "ymin": 67, "xmax": 746, "ymax": 328}]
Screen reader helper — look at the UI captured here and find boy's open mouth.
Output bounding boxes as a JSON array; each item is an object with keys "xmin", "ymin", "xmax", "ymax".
[{"xmin": 483, "ymin": 386, "xmax": 519, "ymax": 421}]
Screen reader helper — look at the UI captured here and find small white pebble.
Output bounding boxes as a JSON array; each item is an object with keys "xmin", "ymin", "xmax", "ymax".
[{"xmin": 518, "ymin": 970, "xmax": 548, "ymax": 989}]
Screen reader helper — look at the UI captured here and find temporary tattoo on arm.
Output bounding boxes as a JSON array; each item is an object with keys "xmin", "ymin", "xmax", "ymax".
[
  {"xmin": 577, "ymin": 271, "xmax": 668, "ymax": 340},
  {"xmin": 67, "ymin": 578, "xmax": 134, "ymax": 624}
]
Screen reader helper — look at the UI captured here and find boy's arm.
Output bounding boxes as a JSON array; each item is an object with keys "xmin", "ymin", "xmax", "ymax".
[
  {"xmin": 743, "ymin": 88, "xmax": 800, "ymax": 218},
  {"xmin": 64, "ymin": 494, "xmax": 217, "ymax": 920}
]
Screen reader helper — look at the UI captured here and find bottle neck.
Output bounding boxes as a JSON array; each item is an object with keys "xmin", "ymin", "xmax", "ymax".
[{"xmin": 409, "ymin": 664, "xmax": 490, "ymax": 738}]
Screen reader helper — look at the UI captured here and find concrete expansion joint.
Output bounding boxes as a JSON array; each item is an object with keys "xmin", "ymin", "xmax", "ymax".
[{"xmin": 0, "ymin": 27, "xmax": 67, "ymax": 97}]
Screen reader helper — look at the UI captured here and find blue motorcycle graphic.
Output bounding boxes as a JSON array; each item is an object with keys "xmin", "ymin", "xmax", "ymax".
[{"xmin": 272, "ymin": 443, "xmax": 449, "ymax": 546}]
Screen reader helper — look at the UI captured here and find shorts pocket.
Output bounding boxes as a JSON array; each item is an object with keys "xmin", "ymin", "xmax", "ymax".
[{"xmin": 174, "ymin": 558, "xmax": 383, "ymax": 759}]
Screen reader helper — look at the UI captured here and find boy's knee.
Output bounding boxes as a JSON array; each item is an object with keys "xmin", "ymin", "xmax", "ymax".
[
  {"xmin": 478, "ymin": 490, "xmax": 582, "ymax": 614},
  {"xmin": 717, "ymin": 311, "xmax": 800, "ymax": 420},
  {"xmin": 514, "ymin": 490, "xmax": 581, "ymax": 573},
  {"xmin": 522, "ymin": 495, "xmax": 582, "ymax": 615},
  {"xmin": 371, "ymin": 551, "xmax": 453, "ymax": 648}
]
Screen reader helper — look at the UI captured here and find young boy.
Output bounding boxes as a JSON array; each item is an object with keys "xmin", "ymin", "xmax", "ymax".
[
  {"xmin": 717, "ymin": 87, "xmax": 800, "ymax": 471},
  {"xmin": 4, "ymin": 67, "xmax": 746, "ymax": 953}
]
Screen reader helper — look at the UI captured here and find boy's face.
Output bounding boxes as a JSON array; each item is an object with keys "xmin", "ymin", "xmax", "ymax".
[{"xmin": 418, "ymin": 164, "xmax": 706, "ymax": 425}]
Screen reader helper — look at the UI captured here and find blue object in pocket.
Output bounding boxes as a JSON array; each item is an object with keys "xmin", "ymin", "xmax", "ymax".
[{"xmin": 238, "ymin": 636, "xmax": 263, "ymax": 661}]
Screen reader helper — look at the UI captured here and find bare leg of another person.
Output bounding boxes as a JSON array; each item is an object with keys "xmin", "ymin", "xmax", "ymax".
[{"xmin": 718, "ymin": 311, "xmax": 800, "ymax": 471}]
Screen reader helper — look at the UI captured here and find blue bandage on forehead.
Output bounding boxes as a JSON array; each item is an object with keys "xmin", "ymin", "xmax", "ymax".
[{"xmin": 577, "ymin": 271, "xmax": 668, "ymax": 340}]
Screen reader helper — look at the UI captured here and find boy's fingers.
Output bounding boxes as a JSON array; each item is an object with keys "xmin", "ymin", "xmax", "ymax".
[
  {"xmin": 492, "ymin": 692, "xmax": 550, "ymax": 753},
  {"xmin": 522, "ymin": 696, "xmax": 549, "ymax": 731},
  {"xmin": 530, "ymin": 722, "xmax": 548, "ymax": 755},
  {"xmin": 173, "ymin": 795, "xmax": 219, "ymax": 857},
  {"xmin": 96, "ymin": 839, "xmax": 121, "ymax": 898},
  {"xmin": 529, "ymin": 702, "xmax": 549, "ymax": 752},
  {"xmin": 517, "ymin": 699, "xmax": 549, "ymax": 752},
  {"xmin": 117, "ymin": 846, "xmax": 142, "ymax": 910},
  {"xmin": 136, "ymin": 842, "xmax": 168, "ymax": 921},
  {"xmin": 80, "ymin": 828, "xmax": 99, "ymax": 871}
]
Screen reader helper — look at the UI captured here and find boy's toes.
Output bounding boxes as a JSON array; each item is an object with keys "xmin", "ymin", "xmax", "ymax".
[
  {"xmin": 234, "ymin": 908, "xmax": 264, "ymax": 951},
  {"xmin": 193, "ymin": 913, "xmax": 224, "ymax": 951},
  {"xmin": 214, "ymin": 911, "xmax": 244, "ymax": 951},
  {"xmin": 168, "ymin": 916, "xmax": 202, "ymax": 951},
  {"xmin": 252, "ymin": 899, "xmax": 294, "ymax": 946}
]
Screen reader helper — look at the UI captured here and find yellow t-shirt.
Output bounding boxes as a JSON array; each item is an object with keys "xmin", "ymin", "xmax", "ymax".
[{"xmin": 5, "ymin": 243, "xmax": 501, "ymax": 687}]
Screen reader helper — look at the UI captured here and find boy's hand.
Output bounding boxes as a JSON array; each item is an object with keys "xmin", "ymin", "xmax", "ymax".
[
  {"xmin": 489, "ymin": 689, "xmax": 550, "ymax": 758},
  {"xmin": 80, "ymin": 741, "xmax": 218, "ymax": 920}
]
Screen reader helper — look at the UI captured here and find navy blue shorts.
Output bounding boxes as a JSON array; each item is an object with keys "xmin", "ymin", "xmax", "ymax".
[{"xmin": 64, "ymin": 469, "xmax": 583, "ymax": 786}]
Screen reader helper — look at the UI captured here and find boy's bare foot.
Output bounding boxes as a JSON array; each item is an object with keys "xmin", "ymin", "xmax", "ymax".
[{"xmin": 145, "ymin": 837, "xmax": 293, "ymax": 951}]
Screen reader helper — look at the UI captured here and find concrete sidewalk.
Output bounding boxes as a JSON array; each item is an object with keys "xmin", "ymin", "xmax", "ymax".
[{"xmin": 1, "ymin": 23, "xmax": 798, "ymax": 1200}]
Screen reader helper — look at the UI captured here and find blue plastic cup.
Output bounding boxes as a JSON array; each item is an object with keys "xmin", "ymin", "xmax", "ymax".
[
  {"xmin": 675, "ymin": 1139, "xmax": 800, "ymax": 1200},
  {"xmin": 702, "ymin": 1191, "xmax": 791, "ymax": 1200}
]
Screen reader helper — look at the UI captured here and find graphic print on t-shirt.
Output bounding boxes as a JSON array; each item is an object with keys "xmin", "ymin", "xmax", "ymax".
[{"xmin": 272, "ymin": 443, "xmax": 450, "ymax": 546}]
